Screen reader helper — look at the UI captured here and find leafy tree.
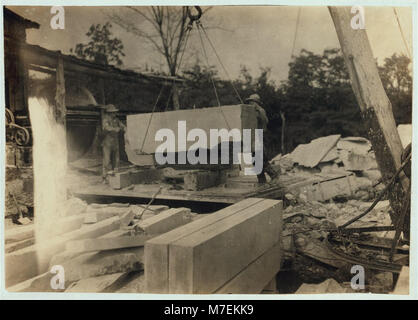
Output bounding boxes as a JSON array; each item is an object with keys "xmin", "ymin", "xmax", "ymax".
[
  {"xmin": 169, "ymin": 49, "xmax": 412, "ymax": 157},
  {"xmin": 280, "ymin": 48, "xmax": 365, "ymax": 151},
  {"xmin": 71, "ymin": 22, "xmax": 125, "ymax": 66},
  {"xmin": 378, "ymin": 53, "xmax": 412, "ymax": 124}
]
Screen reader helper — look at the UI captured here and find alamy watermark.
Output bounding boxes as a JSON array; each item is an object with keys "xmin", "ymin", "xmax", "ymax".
[{"xmin": 154, "ymin": 121, "xmax": 263, "ymax": 175}]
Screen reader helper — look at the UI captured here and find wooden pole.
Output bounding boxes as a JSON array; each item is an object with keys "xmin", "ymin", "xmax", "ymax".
[
  {"xmin": 55, "ymin": 55, "xmax": 66, "ymax": 127},
  {"xmin": 280, "ymin": 111, "xmax": 286, "ymax": 155},
  {"xmin": 328, "ymin": 6, "xmax": 409, "ymax": 235}
]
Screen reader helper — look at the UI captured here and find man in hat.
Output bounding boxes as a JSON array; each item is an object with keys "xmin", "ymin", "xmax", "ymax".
[
  {"xmin": 102, "ymin": 104, "xmax": 126, "ymax": 183},
  {"xmin": 246, "ymin": 93, "xmax": 279, "ymax": 184}
]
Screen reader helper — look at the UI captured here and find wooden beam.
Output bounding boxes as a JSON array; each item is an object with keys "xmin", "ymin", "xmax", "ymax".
[
  {"xmin": 8, "ymin": 38, "xmax": 183, "ymax": 85},
  {"xmin": 328, "ymin": 6, "xmax": 409, "ymax": 235}
]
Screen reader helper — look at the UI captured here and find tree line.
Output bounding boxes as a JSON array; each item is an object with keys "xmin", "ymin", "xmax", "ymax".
[{"xmin": 72, "ymin": 19, "xmax": 412, "ymax": 158}]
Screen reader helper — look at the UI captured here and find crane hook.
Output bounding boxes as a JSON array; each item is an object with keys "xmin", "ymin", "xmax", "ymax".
[{"xmin": 187, "ymin": 6, "xmax": 202, "ymax": 25}]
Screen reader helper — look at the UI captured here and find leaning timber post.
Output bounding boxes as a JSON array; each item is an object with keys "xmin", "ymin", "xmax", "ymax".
[
  {"xmin": 55, "ymin": 54, "xmax": 67, "ymax": 162},
  {"xmin": 55, "ymin": 55, "xmax": 66, "ymax": 126},
  {"xmin": 328, "ymin": 6, "xmax": 410, "ymax": 237},
  {"xmin": 172, "ymin": 82, "xmax": 180, "ymax": 110}
]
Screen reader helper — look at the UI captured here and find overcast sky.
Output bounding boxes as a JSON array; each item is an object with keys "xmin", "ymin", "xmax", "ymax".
[{"xmin": 8, "ymin": 5, "xmax": 413, "ymax": 83}]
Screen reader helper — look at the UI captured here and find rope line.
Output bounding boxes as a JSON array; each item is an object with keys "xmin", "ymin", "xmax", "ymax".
[
  {"xmin": 393, "ymin": 8, "xmax": 411, "ymax": 59},
  {"xmin": 139, "ymin": 84, "xmax": 165, "ymax": 153},
  {"xmin": 291, "ymin": 7, "xmax": 301, "ymax": 58},
  {"xmin": 196, "ymin": 24, "xmax": 221, "ymax": 107},
  {"xmin": 198, "ymin": 22, "xmax": 244, "ymax": 104},
  {"xmin": 196, "ymin": 24, "xmax": 232, "ymax": 130},
  {"xmin": 140, "ymin": 24, "xmax": 194, "ymax": 145}
]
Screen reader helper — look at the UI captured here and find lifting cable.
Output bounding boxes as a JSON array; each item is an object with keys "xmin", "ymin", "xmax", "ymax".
[
  {"xmin": 197, "ymin": 22, "xmax": 244, "ymax": 104},
  {"xmin": 196, "ymin": 23, "xmax": 232, "ymax": 130},
  {"xmin": 139, "ymin": 83, "xmax": 166, "ymax": 153},
  {"xmin": 291, "ymin": 7, "xmax": 301, "ymax": 58},
  {"xmin": 393, "ymin": 8, "xmax": 411, "ymax": 60},
  {"xmin": 140, "ymin": 9, "xmax": 195, "ymax": 151}
]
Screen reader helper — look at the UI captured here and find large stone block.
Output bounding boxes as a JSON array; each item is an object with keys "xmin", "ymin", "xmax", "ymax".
[
  {"xmin": 145, "ymin": 198, "xmax": 264, "ymax": 293},
  {"xmin": 135, "ymin": 208, "xmax": 191, "ymax": 235},
  {"xmin": 169, "ymin": 200, "xmax": 282, "ymax": 293},
  {"xmin": 215, "ymin": 242, "xmax": 281, "ymax": 294},
  {"xmin": 125, "ymin": 104, "xmax": 258, "ymax": 165},
  {"xmin": 145, "ymin": 198, "xmax": 282, "ymax": 293},
  {"xmin": 183, "ymin": 170, "xmax": 227, "ymax": 191}
]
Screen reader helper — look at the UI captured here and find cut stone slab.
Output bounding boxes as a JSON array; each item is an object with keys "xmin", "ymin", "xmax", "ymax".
[
  {"xmin": 17, "ymin": 217, "xmax": 32, "ymax": 225},
  {"xmin": 296, "ymin": 236, "xmax": 345, "ymax": 268},
  {"xmin": 296, "ymin": 278, "xmax": 351, "ymax": 294},
  {"xmin": 397, "ymin": 124, "xmax": 412, "ymax": 148},
  {"xmin": 145, "ymin": 198, "xmax": 265, "ymax": 293},
  {"xmin": 168, "ymin": 199, "xmax": 282, "ymax": 293},
  {"xmin": 126, "ymin": 104, "xmax": 258, "ymax": 165},
  {"xmin": 392, "ymin": 266, "xmax": 409, "ymax": 294},
  {"xmin": 7, "ymin": 271, "xmax": 64, "ymax": 293},
  {"xmin": 320, "ymin": 147, "xmax": 339, "ymax": 163},
  {"xmin": 108, "ymin": 169, "xmax": 164, "ymax": 189},
  {"xmin": 302, "ymin": 174, "xmax": 356, "ymax": 202},
  {"xmin": 115, "ymin": 272, "xmax": 145, "ymax": 293},
  {"xmin": 83, "ymin": 207, "xmax": 130, "ymax": 224},
  {"xmin": 135, "ymin": 207, "xmax": 191, "ymax": 235},
  {"xmin": 5, "ymin": 245, "xmax": 39, "ymax": 287},
  {"xmin": 341, "ymin": 152, "xmax": 378, "ymax": 171},
  {"xmin": 289, "ymin": 135, "xmax": 341, "ymax": 168},
  {"xmin": 5, "ymin": 237, "xmax": 35, "ymax": 253},
  {"xmin": 59, "ymin": 247, "xmax": 144, "ymax": 284},
  {"xmin": 120, "ymin": 209, "xmax": 136, "ymax": 226},
  {"xmin": 184, "ymin": 170, "xmax": 227, "ymax": 191},
  {"xmin": 5, "ymin": 216, "xmax": 120, "ymax": 287},
  {"xmin": 64, "ymin": 197, "xmax": 88, "ymax": 217},
  {"xmin": 51, "ymin": 214, "xmax": 86, "ymax": 236},
  {"xmin": 337, "ymin": 137, "xmax": 371, "ymax": 155},
  {"xmin": 5, "ymin": 224, "xmax": 34, "ymax": 244},
  {"xmin": 262, "ymin": 277, "xmax": 278, "ymax": 293},
  {"xmin": 215, "ymin": 243, "xmax": 281, "ymax": 294},
  {"xmin": 65, "ymin": 273, "xmax": 128, "ymax": 293},
  {"xmin": 49, "ymin": 229, "xmax": 132, "ymax": 269},
  {"xmin": 66, "ymin": 235, "xmax": 150, "ymax": 253}
]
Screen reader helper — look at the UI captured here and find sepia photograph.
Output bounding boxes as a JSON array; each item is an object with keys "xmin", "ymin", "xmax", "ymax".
[{"xmin": 1, "ymin": 3, "xmax": 414, "ymax": 297}]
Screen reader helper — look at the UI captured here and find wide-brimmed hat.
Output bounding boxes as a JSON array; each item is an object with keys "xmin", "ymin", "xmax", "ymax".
[
  {"xmin": 106, "ymin": 104, "xmax": 118, "ymax": 112},
  {"xmin": 246, "ymin": 93, "xmax": 261, "ymax": 104}
]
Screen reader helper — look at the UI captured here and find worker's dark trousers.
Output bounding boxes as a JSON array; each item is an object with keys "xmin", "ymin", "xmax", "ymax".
[
  {"xmin": 102, "ymin": 136, "xmax": 120, "ymax": 178},
  {"xmin": 255, "ymin": 144, "xmax": 279, "ymax": 183}
]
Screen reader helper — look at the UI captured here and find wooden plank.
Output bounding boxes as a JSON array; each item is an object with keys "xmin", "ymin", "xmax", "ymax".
[
  {"xmin": 329, "ymin": 6, "xmax": 409, "ymax": 236},
  {"xmin": 215, "ymin": 243, "xmax": 281, "ymax": 294},
  {"xmin": 168, "ymin": 199, "xmax": 282, "ymax": 293},
  {"xmin": 145, "ymin": 198, "xmax": 265, "ymax": 293},
  {"xmin": 135, "ymin": 208, "xmax": 191, "ymax": 235},
  {"xmin": 66, "ymin": 235, "xmax": 150, "ymax": 253}
]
